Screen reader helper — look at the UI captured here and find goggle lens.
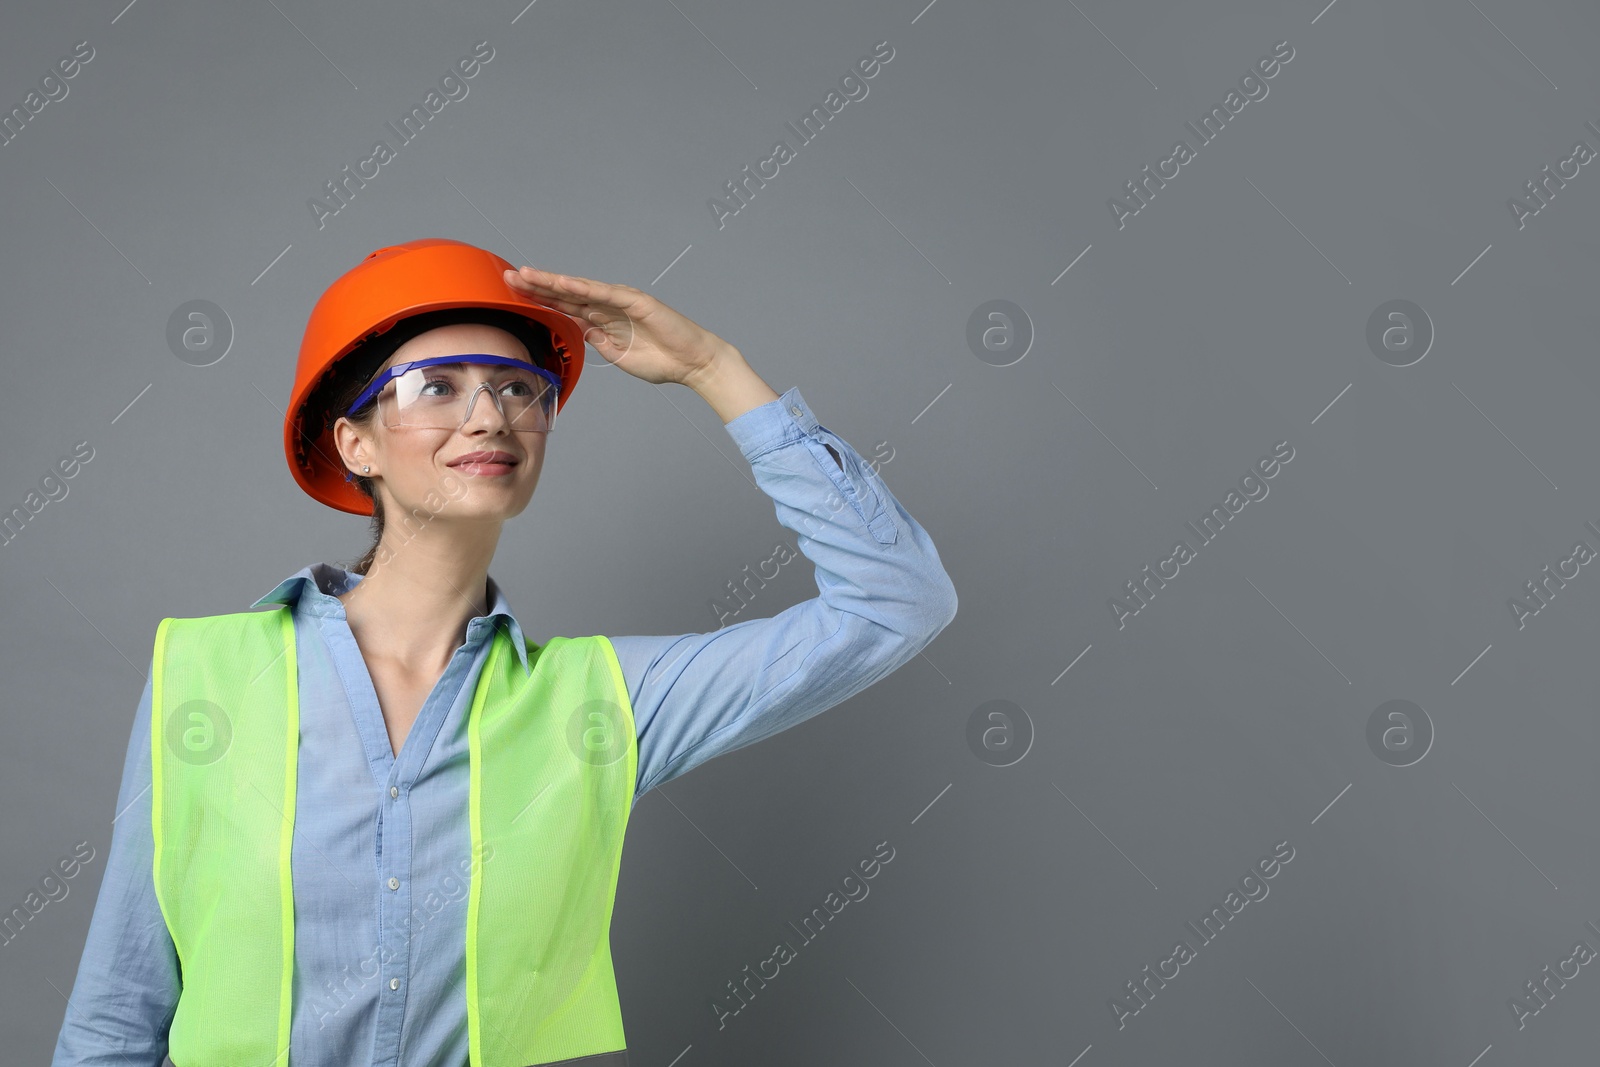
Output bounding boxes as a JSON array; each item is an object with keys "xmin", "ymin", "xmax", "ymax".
[{"xmin": 367, "ymin": 357, "xmax": 558, "ymax": 434}]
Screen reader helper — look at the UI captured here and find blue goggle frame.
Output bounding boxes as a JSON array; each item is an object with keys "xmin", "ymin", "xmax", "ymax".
[{"xmin": 346, "ymin": 353, "xmax": 561, "ymax": 417}]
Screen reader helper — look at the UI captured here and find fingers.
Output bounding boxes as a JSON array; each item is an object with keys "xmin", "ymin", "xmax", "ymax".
[
  {"xmin": 508, "ymin": 266, "xmax": 590, "ymax": 299},
  {"xmin": 503, "ymin": 270, "xmax": 578, "ymax": 314},
  {"xmin": 518, "ymin": 290, "xmax": 586, "ymax": 318},
  {"xmin": 507, "ymin": 266, "xmax": 638, "ymax": 311}
]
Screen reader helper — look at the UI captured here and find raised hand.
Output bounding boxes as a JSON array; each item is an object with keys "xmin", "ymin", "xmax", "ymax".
[{"xmin": 504, "ymin": 266, "xmax": 733, "ymax": 388}]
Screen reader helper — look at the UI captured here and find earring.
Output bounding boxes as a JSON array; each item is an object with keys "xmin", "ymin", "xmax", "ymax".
[{"xmin": 362, "ymin": 466, "xmax": 370, "ymax": 473}]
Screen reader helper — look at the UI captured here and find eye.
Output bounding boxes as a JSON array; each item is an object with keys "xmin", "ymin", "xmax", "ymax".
[{"xmin": 419, "ymin": 377, "xmax": 456, "ymax": 397}]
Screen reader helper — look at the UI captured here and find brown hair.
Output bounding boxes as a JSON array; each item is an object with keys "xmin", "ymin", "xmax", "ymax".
[{"xmin": 299, "ymin": 308, "xmax": 554, "ymax": 575}]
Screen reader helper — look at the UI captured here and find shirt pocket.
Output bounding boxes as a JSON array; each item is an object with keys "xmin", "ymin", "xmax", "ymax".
[{"xmin": 802, "ymin": 428, "xmax": 899, "ymax": 545}]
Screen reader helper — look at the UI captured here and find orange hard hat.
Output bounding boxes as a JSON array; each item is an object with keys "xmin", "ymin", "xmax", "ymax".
[{"xmin": 285, "ymin": 237, "xmax": 586, "ymax": 515}]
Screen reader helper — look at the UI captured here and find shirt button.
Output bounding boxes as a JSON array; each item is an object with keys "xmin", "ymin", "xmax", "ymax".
[
  {"xmin": 389, "ymin": 978, "xmax": 400, "ymax": 991},
  {"xmin": 388, "ymin": 877, "xmax": 400, "ymax": 890},
  {"xmin": 789, "ymin": 406, "xmax": 802, "ymax": 417},
  {"xmin": 389, "ymin": 786, "xmax": 399, "ymax": 798}
]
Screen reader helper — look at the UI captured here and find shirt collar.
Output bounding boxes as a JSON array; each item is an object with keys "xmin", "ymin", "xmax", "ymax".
[{"xmin": 251, "ymin": 562, "xmax": 532, "ymax": 675}]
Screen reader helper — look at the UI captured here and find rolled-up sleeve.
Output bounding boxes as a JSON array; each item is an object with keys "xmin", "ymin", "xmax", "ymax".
[
  {"xmin": 615, "ymin": 385, "xmax": 958, "ymax": 800},
  {"xmin": 51, "ymin": 660, "xmax": 179, "ymax": 1067}
]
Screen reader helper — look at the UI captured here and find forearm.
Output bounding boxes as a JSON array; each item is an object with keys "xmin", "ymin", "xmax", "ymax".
[{"xmin": 683, "ymin": 344, "xmax": 780, "ymax": 424}]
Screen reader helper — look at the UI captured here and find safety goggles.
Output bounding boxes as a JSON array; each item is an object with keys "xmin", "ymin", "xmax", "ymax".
[{"xmin": 347, "ymin": 354, "xmax": 560, "ymax": 434}]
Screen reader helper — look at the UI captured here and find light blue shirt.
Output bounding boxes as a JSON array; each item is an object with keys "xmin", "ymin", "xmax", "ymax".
[{"xmin": 51, "ymin": 385, "xmax": 957, "ymax": 1067}]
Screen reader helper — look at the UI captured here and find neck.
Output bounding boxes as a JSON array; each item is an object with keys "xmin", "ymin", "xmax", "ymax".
[{"xmin": 338, "ymin": 517, "xmax": 504, "ymax": 674}]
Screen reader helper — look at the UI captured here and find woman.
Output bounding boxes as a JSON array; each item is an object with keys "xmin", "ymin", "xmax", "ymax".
[{"xmin": 51, "ymin": 238, "xmax": 957, "ymax": 1067}]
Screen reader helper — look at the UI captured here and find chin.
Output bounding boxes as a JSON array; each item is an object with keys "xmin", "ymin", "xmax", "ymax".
[{"xmin": 449, "ymin": 485, "xmax": 537, "ymax": 518}]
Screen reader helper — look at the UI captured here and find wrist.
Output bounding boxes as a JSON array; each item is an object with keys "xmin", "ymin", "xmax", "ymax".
[
  {"xmin": 684, "ymin": 344, "xmax": 780, "ymax": 424},
  {"xmin": 681, "ymin": 341, "xmax": 743, "ymax": 389}
]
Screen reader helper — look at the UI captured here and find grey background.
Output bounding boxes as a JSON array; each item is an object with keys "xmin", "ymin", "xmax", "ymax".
[{"xmin": 2, "ymin": 0, "xmax": 1598, "ymax": 1063}]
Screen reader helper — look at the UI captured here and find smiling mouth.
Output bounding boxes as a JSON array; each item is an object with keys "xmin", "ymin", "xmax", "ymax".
[
  {"xmin": 452, "ymin": 460, "xmax": 516, "ymax": 476},
  {"xmin": 448, "ymin": 451, "xmax": 519, "ymax": 476}
]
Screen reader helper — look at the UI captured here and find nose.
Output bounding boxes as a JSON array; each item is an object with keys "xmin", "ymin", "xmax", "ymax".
[{"xmin": 460, "ymin": 382, "xmax": 513, "ymax": 435}]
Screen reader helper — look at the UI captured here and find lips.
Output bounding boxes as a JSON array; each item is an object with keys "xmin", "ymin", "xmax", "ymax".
[{"xmin": 447, "ymin": 450, "xmax": 519, "ymax": 475}]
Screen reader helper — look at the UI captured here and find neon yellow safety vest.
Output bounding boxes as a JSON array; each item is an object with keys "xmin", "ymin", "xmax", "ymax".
[{"xmin": 149, "ymin": 607, "xmax": 637, "ymax": 1067}]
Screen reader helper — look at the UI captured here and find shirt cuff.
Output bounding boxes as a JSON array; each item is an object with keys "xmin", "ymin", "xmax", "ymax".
[{"xmin": 723, "ymin": 385, "xmax": 820, "ymax": 462}]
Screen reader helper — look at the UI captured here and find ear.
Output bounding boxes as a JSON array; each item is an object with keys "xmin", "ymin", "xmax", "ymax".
[{"xmin": 332, "ymin": 416, "xmax": 376, "ymax": 478}]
